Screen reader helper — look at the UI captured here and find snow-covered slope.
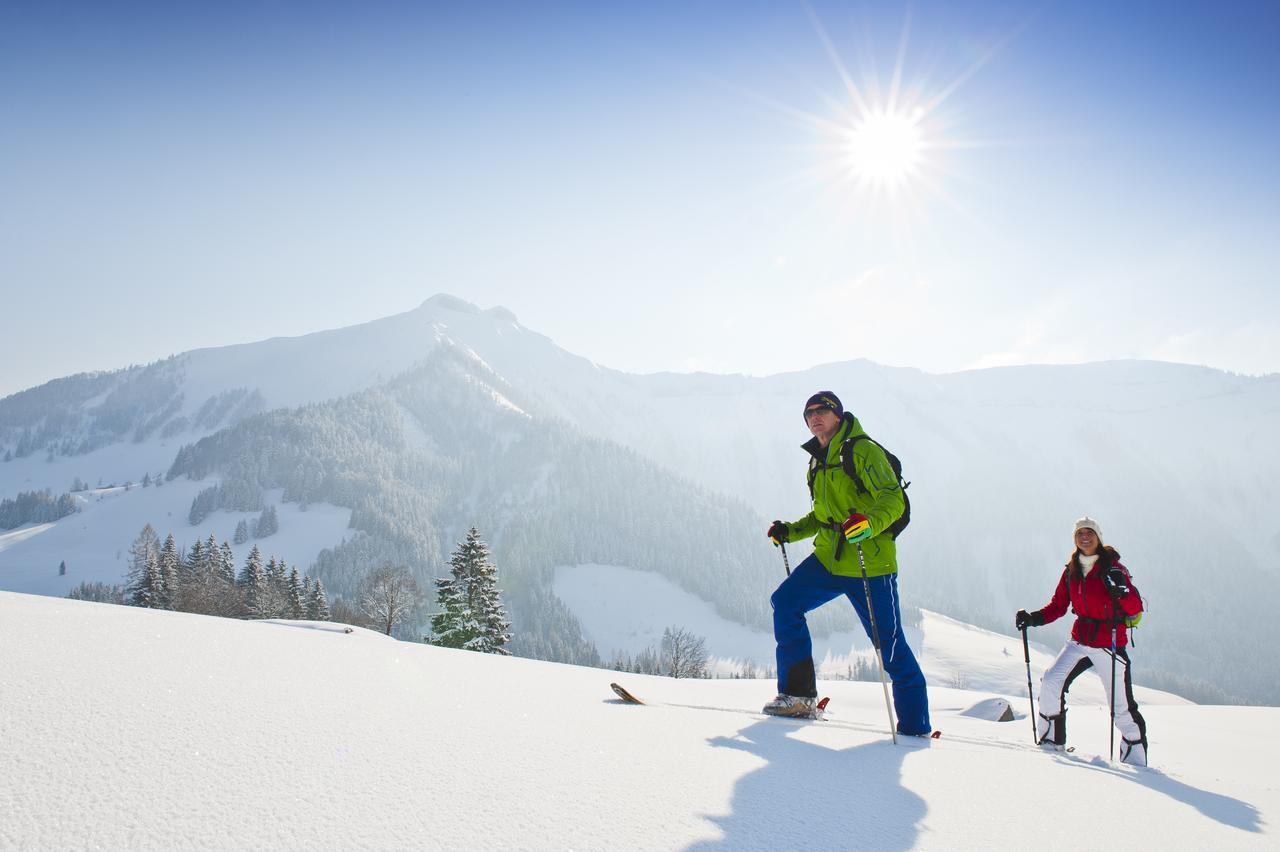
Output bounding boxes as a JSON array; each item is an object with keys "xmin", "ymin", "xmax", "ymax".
[
  {"xmin": 0, "ymin": 591, "xmax": 1270, "ymax": 850},
  {"xmin": 0, "ymin": 483, "xmax": 351, "ymax": 597}
]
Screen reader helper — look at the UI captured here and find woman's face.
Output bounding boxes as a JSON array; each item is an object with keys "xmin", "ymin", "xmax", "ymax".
[{"xmin": 1074, "ymin": 527, "xmax": 1100, "ymax": 556}]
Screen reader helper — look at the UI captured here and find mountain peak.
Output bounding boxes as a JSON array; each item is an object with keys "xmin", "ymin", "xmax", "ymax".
[
  {"xmin": 418, "ymin": 293, "xmax": 481, "ymax": 314},
  {"xmin": 416, "ymin": 294, "xmax": 519, "ymax": 325}
]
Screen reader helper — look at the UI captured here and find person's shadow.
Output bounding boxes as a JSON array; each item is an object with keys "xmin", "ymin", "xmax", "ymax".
[
  {"xmin": 1048, "ymin": 753, "xmax": 1262, "ymax": 833},
  {"xmin": 688, "ymin": 718, "xmax": 925, "ymax": 851}
]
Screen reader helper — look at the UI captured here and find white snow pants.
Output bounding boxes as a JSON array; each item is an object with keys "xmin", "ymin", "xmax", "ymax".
[{"xmin": 1037, "ymin": 640, "xmax": 1148, "ymax": 764}]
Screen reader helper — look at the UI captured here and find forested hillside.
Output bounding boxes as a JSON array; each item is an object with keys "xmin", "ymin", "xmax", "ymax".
[{"xmin": 163, "ymin": 347, "xmax": 862, "ymax": 662}]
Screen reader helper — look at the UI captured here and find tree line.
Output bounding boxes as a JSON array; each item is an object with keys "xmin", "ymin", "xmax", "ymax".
[
  {"xmin": 0, "ymin": 489, "xmax": 78, "ymax": 530},
  {"xmin": 124, "ymin": 524, "xmax": 330, "ymax": 621}
]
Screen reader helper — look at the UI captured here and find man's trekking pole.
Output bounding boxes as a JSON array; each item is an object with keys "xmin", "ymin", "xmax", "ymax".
[
  {"xmin": 779, "ymin": 542, "xmax": 791, "ymax": 576},
  {"xmin": 856, "ymin": 542, "xmax": 897, "ymax": 745},
  {"xmin": 1021, "ymin": 626, "xmax": 1039, "ymax": 744}
]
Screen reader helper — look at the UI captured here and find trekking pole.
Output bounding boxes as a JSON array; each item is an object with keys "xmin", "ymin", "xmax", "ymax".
[
  {"xmin": 1109, "ymin": 620, "xmax": 1119, "ymax": 762},
  {"xmin": 856, "ymin": 542, "xmax": 897, "ymax": 745},
  {"xmin": 779, "ymin": 541, "xmax": 791, "ymax": 576},
  {"xmin": 1021, "ymin": 626, "xmax": 1039, "ymax": 744}
]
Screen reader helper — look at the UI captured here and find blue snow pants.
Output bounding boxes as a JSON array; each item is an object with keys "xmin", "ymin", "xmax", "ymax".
[{"xmin": 771, "ymin": 552, "xmax": 931, "ymax": 736}]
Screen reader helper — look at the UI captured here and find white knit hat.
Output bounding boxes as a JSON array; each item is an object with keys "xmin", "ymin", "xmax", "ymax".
[{"xmin": 1074, "ymin": 516, "xmax": 1103, "ymax": 540}]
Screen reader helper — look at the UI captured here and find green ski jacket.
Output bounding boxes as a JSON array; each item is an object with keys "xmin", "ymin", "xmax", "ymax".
[{"xmin": 786, "ymin": 413, "xmax": 905, "ymax": 578}]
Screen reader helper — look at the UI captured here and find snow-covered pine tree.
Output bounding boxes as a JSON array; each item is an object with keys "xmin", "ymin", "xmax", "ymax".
[
  {"xmin": 256, "ymin": 505, "xmax": 278, "ymax": 538},
  {"xmin": 259, "ymin": 556, "xmax": 286, "ymax": 618},
  {"xmin": 286, "ymin": 567, "xmax": 305, "ymax": 619},
  {"xmin": 157, "ymin": 534, "xmax": 180, "ymax": 609},
  {"xmin": 430, "ymin": 527, "xmax": 511, "ymax": 654},
  {"xmin": 233, "ymin": 519, "xmax": 249, "ymax": 545},
  {"xmin": 238, "ymin": 545, "xmax": 266, "ymax": 617},
  {"xmin": 185, "ymin": 538, "xmax": 204, "ymax": 583},
  {"xmin": 139, "ymin": 554, "xmax": 165, "ymax": 608},
  {"xmin": 307, "ymin": 579, "xmax": 330, "ymax": 620},
  {"xmin": 218, "ymin": 541, "xmax": 236, "ymax": 586}
]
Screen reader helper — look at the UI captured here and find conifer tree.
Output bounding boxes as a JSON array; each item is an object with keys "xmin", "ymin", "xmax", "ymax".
[
  {"xmin": 157, "ymin": 534, "xmax": 181, "ymax": 609},
  {"xmin": 233, "ymin": 519, "xmax": 249, "ymax": 545},
  {"xmin": 430, "ymin": 527, "xmax": 511, "ymax": 654},
  {"xmin": 186, "ymin": 538, "xmax": 204, "ymax": 582},
  {"xmin": 286, "ymin": 567, "xmax": 305, "ymax": 619},
  {"xmin": 205, "ymin": 533, "xmax": 219, "ymax": 573},
  {"xmin": 307, "ymin": 579, "xmax": 330, "ymax": 620},
  {"xmin": 238, "ymin": 545, "xmax": 266, "ymax": 617},
  {"xmin": 256, "ymin": 505, "xmax": 278, "ymax": 538},
  {"xmin": 218, "ymin": 542, "xmax": 237, "ymax": 586}
]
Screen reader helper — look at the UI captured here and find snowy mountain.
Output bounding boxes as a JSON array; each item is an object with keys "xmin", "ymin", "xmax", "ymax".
[
  {"xmin": 0, "ymin": 591, "xmax": 1270, "ymax": 850},
  {"xmin": 2, "ymin": 294, "xmax": 1278, "ymax": 703}
]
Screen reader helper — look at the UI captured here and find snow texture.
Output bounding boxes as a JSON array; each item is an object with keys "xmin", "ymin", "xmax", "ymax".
[{"xmin": 1, "ymin": 591, "xmax": 1271, "ymax": 850}]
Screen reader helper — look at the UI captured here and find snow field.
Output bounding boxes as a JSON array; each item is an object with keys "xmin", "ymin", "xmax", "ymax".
[
  {"xmin": 0, "ymin": 591, "xmax": 1272, "ymax": 850},
  {"xmin": 0, "ymin": 484, "xmax": 352, "ymax": 597}
]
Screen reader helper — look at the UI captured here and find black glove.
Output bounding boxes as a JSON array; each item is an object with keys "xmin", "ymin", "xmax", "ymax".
[
  {"xmin": 1102, "ymin": 567, "xmax": 1129, "ymax": 597},
  {"xmin": 1015, "ymin": 609, "xmax": 1044, "ymax": 630},
  {"xmin": 767, "ymin": 520, "xmax": 789, "ymax": 545}
]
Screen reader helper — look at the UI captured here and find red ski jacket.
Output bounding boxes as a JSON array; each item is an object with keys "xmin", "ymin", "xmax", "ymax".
[{"xmin": 1036, "ymin": 553, "xmax": 1143, "ymax": 648}]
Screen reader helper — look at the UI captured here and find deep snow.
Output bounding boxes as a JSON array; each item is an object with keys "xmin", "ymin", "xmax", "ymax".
[{"xmin": 0, "ymin": 591, "xmax": 1271, "ymax": 850}]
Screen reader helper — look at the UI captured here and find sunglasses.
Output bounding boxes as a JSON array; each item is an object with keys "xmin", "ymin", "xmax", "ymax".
[{"xmin": 804, "ymin": 405, "xmax": 835, "ymax": 420}]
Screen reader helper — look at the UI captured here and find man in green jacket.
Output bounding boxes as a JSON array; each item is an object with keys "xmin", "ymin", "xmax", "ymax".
[{"xmin": 764, "ymin": 391, "xmax": 931, "ymax": 734}]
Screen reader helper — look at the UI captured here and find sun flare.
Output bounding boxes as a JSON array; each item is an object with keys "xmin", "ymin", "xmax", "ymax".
[{"xmin": 843, "ymin": 107, "xmax": 925, "ymax": 188}]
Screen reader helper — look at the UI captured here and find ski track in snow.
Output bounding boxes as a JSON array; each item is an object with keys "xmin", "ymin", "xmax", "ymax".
[{"xmin": 0, "ymin": 591, "xmax": 1271, "ymax": 850}]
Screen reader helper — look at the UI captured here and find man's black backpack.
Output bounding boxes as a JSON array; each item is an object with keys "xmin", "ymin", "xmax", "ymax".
[{"xmin": 806, "ymin": 435, "xmax": 912, "ymax": 539}]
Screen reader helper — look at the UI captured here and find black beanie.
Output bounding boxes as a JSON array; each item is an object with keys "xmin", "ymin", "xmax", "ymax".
[{"xmin": 803, "ymin": 391, "xmax": 843, "ymax": 420}]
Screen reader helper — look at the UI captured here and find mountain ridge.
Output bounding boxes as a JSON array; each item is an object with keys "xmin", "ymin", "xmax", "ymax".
[{"xmin": 3, "ymin": 294, "xmax": 1278, "ymax": 704}]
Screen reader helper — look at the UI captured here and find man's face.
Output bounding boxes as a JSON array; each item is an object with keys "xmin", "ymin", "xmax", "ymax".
[{"xmin": 804, "ymin": 404, "xmax": 840, "ymax": 442}]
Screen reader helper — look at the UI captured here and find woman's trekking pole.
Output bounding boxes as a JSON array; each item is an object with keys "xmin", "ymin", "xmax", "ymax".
[
  {"xmin": 1021, "ymin": 626, "xmax": 1039, "ymax": 744},
  {"xmin": 856, "ymin": 542, "xmax": 897, "ymax": 745},
  {"xmin": 1110, "ymin": 621, "xmax": 1119, "ymax": 762},
  {"xmin": 779, "ymin": 542, "xmax": 791, "ymax": 576}
]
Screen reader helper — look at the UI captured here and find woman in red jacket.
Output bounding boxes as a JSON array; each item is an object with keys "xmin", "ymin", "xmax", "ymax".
[{"xmin": 1016, "ymin": 517, "xmax": 1148, "ymax": 766}]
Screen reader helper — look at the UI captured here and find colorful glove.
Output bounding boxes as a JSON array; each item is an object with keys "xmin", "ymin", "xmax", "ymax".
[
  {"xmin": 767, "ymin": 520, "xmax": 789, "ymax": 545},
  {"xmin": 841, "ymin": 512, "xmax": 873, "ymax": 543},
  {"xmin": 1102, "ymin": 567, "xmax": 1129, "ymax": 597},
  {"xmin": 1015, "ymin": 609, "xmax": 1044, "ymax": 630}
]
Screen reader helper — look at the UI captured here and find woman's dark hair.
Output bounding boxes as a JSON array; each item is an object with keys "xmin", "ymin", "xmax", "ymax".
[{"xmin": 1067, "ymin": 544, "xmax": 1121, "ymax": 580}]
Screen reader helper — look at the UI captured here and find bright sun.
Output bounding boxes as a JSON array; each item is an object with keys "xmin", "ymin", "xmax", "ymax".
[{"xmin": 843, "ymin": 107, "xmax": 925, "ymax": 189}]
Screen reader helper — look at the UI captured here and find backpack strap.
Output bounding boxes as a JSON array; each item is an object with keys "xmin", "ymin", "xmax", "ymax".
[{"xmin": 840, "ymin": 435, "xmax": 871, "ymax": 494}]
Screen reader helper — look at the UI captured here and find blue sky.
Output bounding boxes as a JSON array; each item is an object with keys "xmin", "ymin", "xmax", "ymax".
[{"xmin": 2, "ymin": 0, "xmax": 1277, "ymax": 397}]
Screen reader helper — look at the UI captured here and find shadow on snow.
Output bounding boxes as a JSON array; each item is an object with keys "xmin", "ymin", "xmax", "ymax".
[{"xmin": 688, "ymin": 718, "xmax": 925, "ymax": 851}]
